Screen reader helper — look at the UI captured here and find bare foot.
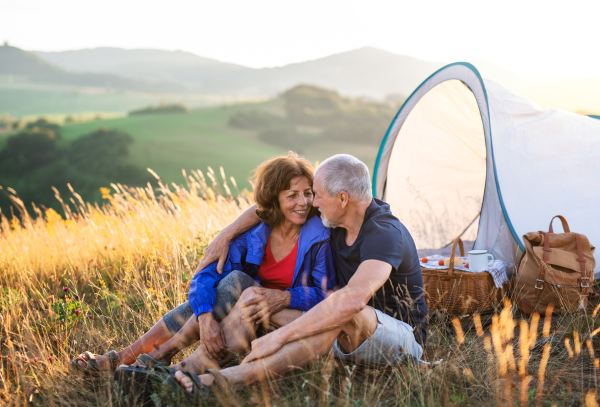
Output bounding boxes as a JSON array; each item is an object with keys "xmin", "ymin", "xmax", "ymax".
[
  {"xmin": 76, "ymin": 353, "xmax": 112, "ymax": 370},
  {"xmin": 174, "ymin": 370, "xmax": 214, "ymax": 393}
]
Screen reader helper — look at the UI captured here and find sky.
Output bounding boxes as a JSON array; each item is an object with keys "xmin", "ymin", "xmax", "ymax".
[{"xmin": 3, "ymin": 0, "xmax": 600, "ymax": 78}]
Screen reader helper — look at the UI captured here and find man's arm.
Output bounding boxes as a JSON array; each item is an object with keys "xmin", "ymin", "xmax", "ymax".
[
  {"xmin": 242, "ymin": 259, "xmax": 392, "ymax": 363},
  {"xmin": 195, "ymin": 204, "xmax": 260, "ymax": 274}
]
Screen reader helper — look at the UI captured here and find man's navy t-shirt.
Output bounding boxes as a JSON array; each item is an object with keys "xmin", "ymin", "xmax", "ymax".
[{"xmin": 330, "ymin": 198, "xmax": 428, "ymax": 345}]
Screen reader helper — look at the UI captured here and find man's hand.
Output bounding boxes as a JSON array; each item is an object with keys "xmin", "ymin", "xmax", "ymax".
[
  {"xmin": 241, "ymin": 330, "xmax": 285, "ymax": 364},
  {"xmin": 241, "ymin": 287, "xmax": 291, "ymax": 326},
  {"xmin": 194, "ymin": 230, "xmax": 232, "ymax": 275},
  {"xmin": 194, "ymin": 204, "xmax": 261, "ymax": 275},
  {"xmin": 198, "ymin": 312, "xmax": 227, "ymax": 360}
]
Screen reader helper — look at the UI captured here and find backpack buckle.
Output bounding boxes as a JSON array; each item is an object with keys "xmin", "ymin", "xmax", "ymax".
[
  {"xmin": 535, "ymin": 279, "xmax": 544, "ymax": 290},
  {"xmin": 581, "ymin": 277, "xmax": 590, "ymax": 288}
]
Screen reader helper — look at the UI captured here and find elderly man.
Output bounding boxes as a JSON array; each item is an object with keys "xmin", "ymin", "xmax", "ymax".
[{"xmin": 170, "ymin": 154, "xmax": 428, "ymax": 398}]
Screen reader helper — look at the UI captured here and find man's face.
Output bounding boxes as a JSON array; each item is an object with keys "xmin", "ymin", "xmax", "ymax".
[{"xmin": 313, "ymin": 173, "xmax": 342, "ymax": 228}]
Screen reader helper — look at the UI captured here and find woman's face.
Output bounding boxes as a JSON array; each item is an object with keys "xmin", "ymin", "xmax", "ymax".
[{"xmin": 278, "ymin": 175, "xmax": 313, "ymax": 226}]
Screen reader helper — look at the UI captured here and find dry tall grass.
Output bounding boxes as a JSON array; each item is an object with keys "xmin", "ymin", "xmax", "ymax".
[{"xmin": 1, "ymin": 169, "xmax": 600, "ymax": 406}]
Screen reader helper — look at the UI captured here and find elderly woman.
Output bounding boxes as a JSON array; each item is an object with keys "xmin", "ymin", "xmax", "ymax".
[{"xmin": 72, "ymin": 152, "xmax": 336, "ymax": 379}]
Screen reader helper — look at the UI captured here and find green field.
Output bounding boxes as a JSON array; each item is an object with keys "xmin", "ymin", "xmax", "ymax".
[
  {"xmin": 61, "ymin": 103, "xmax": 380, "ymax": 191},
  {"xmin": 0, "ymin": 75, "xmax": 264, "ymax": 117},
  {"xmin": 61, "ymin": 104, "xmax": 282, "ymax": 190}
]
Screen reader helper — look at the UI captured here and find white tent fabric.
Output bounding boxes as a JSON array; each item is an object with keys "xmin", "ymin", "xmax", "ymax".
[{"xmin": 373, "ymin": 63, "xmax": 600, "ymax": 275}]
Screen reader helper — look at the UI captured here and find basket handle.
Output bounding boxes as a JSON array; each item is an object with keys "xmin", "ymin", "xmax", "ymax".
[{"xmin": 445, "ymin": 237, "xmax": 465, "ymax": 280}]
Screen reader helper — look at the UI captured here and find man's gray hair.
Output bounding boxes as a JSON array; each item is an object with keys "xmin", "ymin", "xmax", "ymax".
[{"xmin": 314, "ymin": 154, "xmax": 373, "ymax": 202}]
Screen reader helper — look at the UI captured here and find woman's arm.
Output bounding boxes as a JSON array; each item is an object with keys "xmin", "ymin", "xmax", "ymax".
[{"xmin": 195, "ymin": 204, "xmax": 260, "ymax": 275}]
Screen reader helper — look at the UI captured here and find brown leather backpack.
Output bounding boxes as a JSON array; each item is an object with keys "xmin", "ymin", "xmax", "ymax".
[{"xmin": 515, "ymin": 215, "xmax": 596, "ymax": 315}]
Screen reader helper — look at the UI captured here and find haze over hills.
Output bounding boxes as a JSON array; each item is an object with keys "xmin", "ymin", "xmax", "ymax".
[
  {"xmin": 2, "ymin": 43, "xmax": 599, "ymax": 113},
  {"xmin": 32, "ymin": 46, "xmax": 526, "ymax": 98},
  {"xmin": 33, "ymin": 47, "xmax": 251, "ymax": 85},
  {"xmin": 0, "ymin": 45, "xmax": 183, "ymax": 92}
]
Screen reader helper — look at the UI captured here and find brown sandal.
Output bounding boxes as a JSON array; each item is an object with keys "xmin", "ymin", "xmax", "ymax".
[
  {"xmin": 135, "ymin": 353, "xmax": 171, "ymax": 368},
  {"xmin": 71, "ymin": 350, "xmax": 121, "ymax": 375},
  {"xmin": 163, "ymin": 368, "xmax": 230, "ymax": 404}
]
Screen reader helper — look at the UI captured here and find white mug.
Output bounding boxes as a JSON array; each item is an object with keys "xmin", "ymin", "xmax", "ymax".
[{"xmin": 468, "ymin": 250, "xmax": 494, "ymax": 272}]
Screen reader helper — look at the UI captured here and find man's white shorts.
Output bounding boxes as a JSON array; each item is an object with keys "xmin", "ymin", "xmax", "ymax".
[{"xmin": 329, "ymin": 307, "xmax": 423, "ymax": 366}]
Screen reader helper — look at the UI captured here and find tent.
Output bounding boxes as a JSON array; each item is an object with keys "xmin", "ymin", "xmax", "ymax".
[{"xmin": 372, "ymin": 62, "xmax": 600, "ymax": 275}]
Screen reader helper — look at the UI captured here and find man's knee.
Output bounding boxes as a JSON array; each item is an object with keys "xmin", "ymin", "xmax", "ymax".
[
  {"xmin": 238, "ymin": 286, "xmax": 260, "ymax": 304},
  {"xmin": 341, "ymin": 306, "xmax": 378, "ymax": 335}
]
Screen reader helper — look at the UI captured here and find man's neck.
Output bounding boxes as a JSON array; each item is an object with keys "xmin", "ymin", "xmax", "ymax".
[{"xmin": 340, "ymin": 199, "xmax": 372, "ymax": 246}]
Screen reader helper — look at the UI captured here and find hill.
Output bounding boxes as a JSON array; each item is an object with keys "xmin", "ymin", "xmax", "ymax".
[
  {"xmin": 33, "ymin": 47, "xmax": 252, "ymax": 85},
  {"xmin": 15, "ymin": 45, "xmax": 600, "ymax": 114},
  {"xmin": 0, "ymin": 44, "xmax": 183, "ymax": 92},
  {"xmin": 57, "ymin": 86, "xmax": 388, "ymax": 191},
  {"xmin": 33, "ymin": 46, "xmax": 525, "ymax": 98}
]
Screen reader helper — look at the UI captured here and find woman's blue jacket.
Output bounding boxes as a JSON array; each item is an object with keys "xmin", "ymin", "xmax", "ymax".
[{"xmin": 189, "ymin": 215, "xmax": 337, "ymax": 318}]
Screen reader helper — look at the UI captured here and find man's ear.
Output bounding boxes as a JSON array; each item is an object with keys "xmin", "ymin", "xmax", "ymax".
[{"xmin": 339, "ymin": 191, "xmax": 349, "ymax": 209}]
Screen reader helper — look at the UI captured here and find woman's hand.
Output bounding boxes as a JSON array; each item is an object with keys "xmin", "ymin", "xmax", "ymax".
[
  {"xmin": 241, "ymin": 287, "xmax": 291, "ymax": 326},
  {"xmin": 241, "ymin": 330, "xmax": 285, "ymax": 364},
  {"xmin": 198, "ymin": 312, "xmax": 227, "ymax": 360}
]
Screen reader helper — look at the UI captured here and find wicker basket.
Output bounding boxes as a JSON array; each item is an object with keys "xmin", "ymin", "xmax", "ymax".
[{"xmin": 422, "ymin": 237, "xmax": 498, "ymax": 315}]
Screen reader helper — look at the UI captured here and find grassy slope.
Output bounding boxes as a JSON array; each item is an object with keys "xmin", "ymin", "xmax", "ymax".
[
  {"xmin": 60, "ymin": 102, "xmax": 381, "ymax": 191},
  {"xmin": 0, "ymin": 77, "xmax": 263, "ymax": 117},
  {"xmin": 61, "ymin": 103, "xmax": 286, "ymax": 190}
]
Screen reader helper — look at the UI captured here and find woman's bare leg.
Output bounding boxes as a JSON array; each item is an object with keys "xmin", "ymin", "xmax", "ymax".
[
  {"xmin": 129, "ymin": 315, "xmax": 201, "ymax": 365},
  {"xmin": 77, "ymin": 319, "xmax": 173, "ymax": 369}
]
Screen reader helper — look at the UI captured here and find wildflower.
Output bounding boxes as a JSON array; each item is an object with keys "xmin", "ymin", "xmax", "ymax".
[
  {"xmin": 74, "ymin": 309, "xmax": 82, "ymax": 316},
  {"xmin": 48, "ymin": 356, "xmax": 55, "ymax": 362},
  {"xmin": 62, "ymin": 286, "xmax": 68, "ymax": 291}
]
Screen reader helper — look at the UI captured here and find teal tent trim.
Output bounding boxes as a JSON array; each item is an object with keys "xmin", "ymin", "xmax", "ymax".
[
  {"xmin": 372, "ymin": 62, "xmax": 525, "ymax": 250},
  {"xmin": 588, "ymin": 115, "xmax": 600, "ymax": 120}
]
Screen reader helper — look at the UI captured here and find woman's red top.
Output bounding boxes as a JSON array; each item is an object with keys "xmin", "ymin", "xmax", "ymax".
[{"xmin": 257, "ymin": 237, "xmax": 298, "ymax": 290}]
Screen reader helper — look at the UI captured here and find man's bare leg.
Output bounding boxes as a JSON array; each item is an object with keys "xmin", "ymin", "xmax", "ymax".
[
  {"xmin": 171, "ymin": 287, "xmax": 303, "ymax": 374},
  {"xmin": 174, "ymin": 306, "xmax": 378, "ymax": 392},
  {"xmin": 77, "ymin": 319, "xmax": 173, "ymax": 369}
]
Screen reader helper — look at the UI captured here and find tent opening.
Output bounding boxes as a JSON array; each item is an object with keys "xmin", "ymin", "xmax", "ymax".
[{"xmin": 383, "ymin": 79, "xmax": 487, "ymax": 250}]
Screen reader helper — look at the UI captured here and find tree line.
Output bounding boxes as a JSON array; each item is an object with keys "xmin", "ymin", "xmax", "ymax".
[
  {"xmin": 228, "ymin": 85, "xmax": 404, "ymax": 152},
  {"xmin": 0, "ymin": 119, "xmax": 152, "ymax": 218}
]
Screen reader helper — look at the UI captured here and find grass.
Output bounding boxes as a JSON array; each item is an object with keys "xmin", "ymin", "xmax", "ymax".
[{"xmin": 2, "ymin": 172, "xmax": 600, "ymax": 406}]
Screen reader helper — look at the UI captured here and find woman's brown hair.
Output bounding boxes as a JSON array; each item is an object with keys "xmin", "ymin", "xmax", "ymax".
[{"xmin": 252, "ymin": 151, "xmax": 318, "ymax": 226}]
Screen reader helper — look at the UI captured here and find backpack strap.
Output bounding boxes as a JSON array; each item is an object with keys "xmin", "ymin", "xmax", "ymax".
[
  {"xmin": 535, "ymin": 232, "xmax": 552, "ymax": 297},
  {"xmin": 576, "ymin": 233, "xmax": 589, "ymax": 295}
]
